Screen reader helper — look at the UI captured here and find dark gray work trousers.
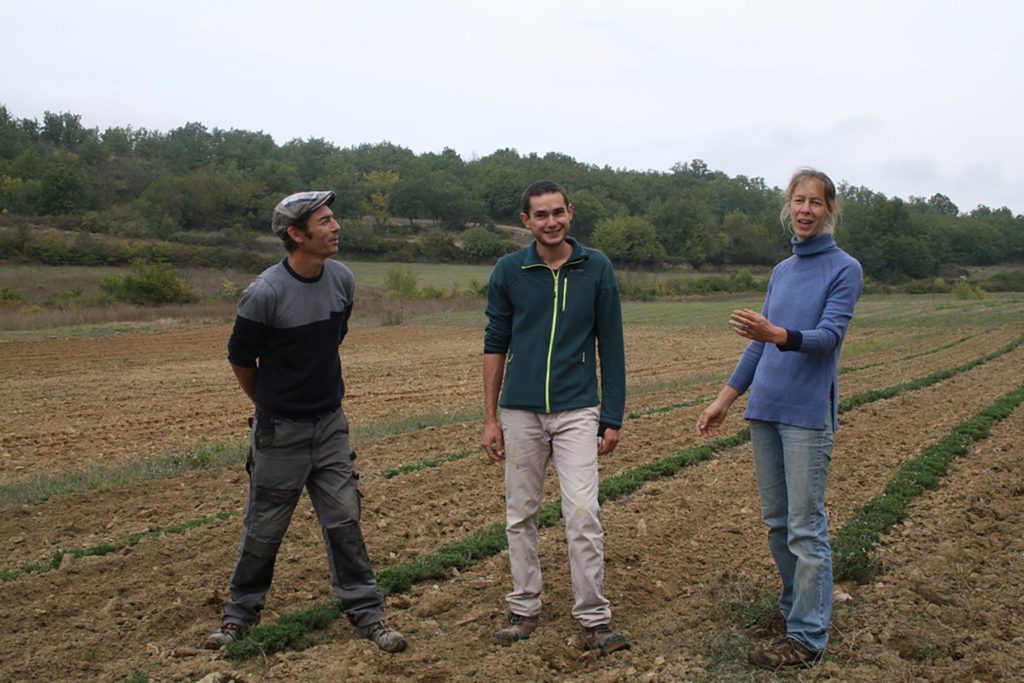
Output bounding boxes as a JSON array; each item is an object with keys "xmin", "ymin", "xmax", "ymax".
[{"xmin": 221, "ymin": 406, "xmax": 385, "ymax": 629}]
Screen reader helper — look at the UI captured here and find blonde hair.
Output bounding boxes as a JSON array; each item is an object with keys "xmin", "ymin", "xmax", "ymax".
[{"xmin": 779, "ymin": 167, "xmax": 842, "ymax": 234}]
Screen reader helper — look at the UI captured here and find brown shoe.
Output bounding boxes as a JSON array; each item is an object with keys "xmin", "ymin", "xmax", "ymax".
[
  {"xmin": 748, "ymin": 636, "xmax": 822, "ymax": 669},
  {"xmin": 202, "ymin": 622, "xmax": 248, "ymax": 650},
  {"xmin": 353, "ymin": 619, "xmax": 408, "ymax": 653},
  {"xmin": 494, "ymin": 613, "xmax": 538, "ymax": 646},
  {"xmin": 582, "ymin": 624, "xmax": 630, "ymax": 655}
]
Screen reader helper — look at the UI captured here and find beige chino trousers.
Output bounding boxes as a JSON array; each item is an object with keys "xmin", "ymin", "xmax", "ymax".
[{"xmin": 500, "ymin": 406, "xmax": 611, "ymax": 628}]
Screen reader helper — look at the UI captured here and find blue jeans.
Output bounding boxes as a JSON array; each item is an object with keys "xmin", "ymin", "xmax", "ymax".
[{"xmin": 750, "ymin": 419, "xmax": 834, "ymax": 653}]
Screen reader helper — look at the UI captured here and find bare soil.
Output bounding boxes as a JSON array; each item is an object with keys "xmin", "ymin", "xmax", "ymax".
[{"xmin": 0, "ymin": 314, "xmax": 1022, "ymax": 682}]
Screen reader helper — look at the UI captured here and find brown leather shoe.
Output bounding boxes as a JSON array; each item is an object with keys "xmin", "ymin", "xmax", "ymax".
[
  {"xmin": 748, "ymin": 636, "xmax": 823, "ymax": 669},
  {"xmin": 202, "ymin": 622, "xmax": 248, "ymax": 650},
  {"xmin": 582, "ymin": 624, "xmax": 630, "ymax": 655},
  {"xmin": 494, "ymin": 613, "xmax": 538, "ymax": 646},
  {"xmin": 353, "ymin": 619, "xmax": 408, "ymax": 653}
]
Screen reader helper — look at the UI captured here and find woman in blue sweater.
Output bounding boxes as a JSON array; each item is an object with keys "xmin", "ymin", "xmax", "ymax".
[{"xmin": 697, "ymin": 168, "xmax": 863, "ymax": 669}]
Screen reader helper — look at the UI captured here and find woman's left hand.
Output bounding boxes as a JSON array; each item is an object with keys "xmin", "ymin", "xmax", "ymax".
[{"xmin": 730, "ymin": 309, "xmax": 786, "ymax": 345}]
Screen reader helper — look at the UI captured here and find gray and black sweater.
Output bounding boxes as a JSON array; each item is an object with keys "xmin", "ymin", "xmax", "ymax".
[{"xmin": 227, "ymin": 258, "xmax": 355, "ymax": 418}]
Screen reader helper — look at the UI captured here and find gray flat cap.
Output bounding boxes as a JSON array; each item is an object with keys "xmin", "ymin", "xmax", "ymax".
[{"xmin": 271, "ymin": 190, "xmax": 336, "ymax": 236}]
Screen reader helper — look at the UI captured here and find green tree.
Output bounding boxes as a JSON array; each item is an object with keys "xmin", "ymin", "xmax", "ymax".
[
  {"xmin": 360, "ymin": 169, "xmax": 400, "ymax": 228},
  {"xmin": 570, "ymin": 189, "xmax": 626, "ymax": 244},
  {"xmin": 384, "ymin": 267, "xmax": 419, "ymax": 324},
  {"xmin": 40, "ymin": 111, "xmax": 94, "ymax": 149},
  {"xmin": 927, "ymin": 193, "xmax": 959, "ymax": 217},
  {"xmin": 591, "ymin": 215, "xmax": 667, "ymax": 266},
  {"xmin": 460, "ymin": 226, "xmax": 513, "ymax": 262},
  {"xmin": 39, "ymin": 162, "xmax": 84, "ymax": 214},
  {"xmin": 101, "ymin": 126, "xmax": 134, "ymax": 157}
]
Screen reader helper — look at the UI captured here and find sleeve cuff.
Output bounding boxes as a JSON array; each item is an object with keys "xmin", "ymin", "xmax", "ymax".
[{"xmin": 776, "ymin": 329, "xmax": 803, "ymax": 352}]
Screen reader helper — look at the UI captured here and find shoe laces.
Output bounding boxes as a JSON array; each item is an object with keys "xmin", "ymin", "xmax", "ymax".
[{"xmin": 371, "ymin": 619, "xmax": 395, "ymax": 634}]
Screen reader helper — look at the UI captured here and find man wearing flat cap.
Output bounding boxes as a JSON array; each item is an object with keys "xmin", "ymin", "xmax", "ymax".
[{"xmin": 204, "ymin": 191, "xmax": 407, "ymax": 653}]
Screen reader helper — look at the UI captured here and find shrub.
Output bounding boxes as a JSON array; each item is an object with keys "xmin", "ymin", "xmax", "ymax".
[
  {"xmin": 952, "ymin": 279, "xmax": 987, "ymax": 300},
  {"xmin": 979, "ymin": 270, "xmax": 1024, "ymax": 292},
  {"xmin": 100, "ymin": 262, "xmax": 197, "ymax": 305},
  {"xmin": 459, "ymin": 226, "xmax": 515, "ymax": 263},
  {"xmin": 0, "ymin": 286, "xmax": 22, "ymax": 307},
  {"xmin": 220, "ymin": 278, "xmax": 245, "ymax": 300},
  {"xmin": 901, "ymin": 277, "xmax": 951, "ymax": 294},
  {"xmin": 617, "ymin": 274, "xmax": 658, "ymax": 301}
]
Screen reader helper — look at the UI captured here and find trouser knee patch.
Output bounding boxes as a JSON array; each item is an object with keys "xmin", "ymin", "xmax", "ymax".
[
  {"xmin": 243, "ymin": 534, "xmax": 280, "ymax": 559},
  {"xmin": 326, "ymin": 523, "xmax": 374, "ymax": 581},
  {"xmin": 232, "ymin": 534, "xmax": 282, "ymax": 590}
]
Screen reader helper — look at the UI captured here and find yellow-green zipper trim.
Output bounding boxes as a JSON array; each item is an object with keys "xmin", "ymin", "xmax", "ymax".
[
  {"xmin": 524, "ymin": 256, "xmax": 585, "ymax": 414},
  {"xmin": 545, "ymin": 269, "xmax": 559, "ymax": 412}
]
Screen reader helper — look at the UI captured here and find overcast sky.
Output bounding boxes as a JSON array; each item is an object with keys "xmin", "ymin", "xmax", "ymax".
[{"xmin": 2, "ymin": 0, "xmax": 1021, "ymax": 214}]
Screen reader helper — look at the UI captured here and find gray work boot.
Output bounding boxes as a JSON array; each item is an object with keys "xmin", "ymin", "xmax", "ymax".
[
  {"xmin": 353, "ymin": 619, "xmax": 408, "ymax": 653},
  {"xmin": 582, "ymin": 623, "xmax": 630, "ymax": 655},
  {"xmin": 494, "ymin": 613, "xmax": 539, "ymax": 646},
  {"xmin": 202, "ymin": 622, "xmax": 248, "ymax": 650}
]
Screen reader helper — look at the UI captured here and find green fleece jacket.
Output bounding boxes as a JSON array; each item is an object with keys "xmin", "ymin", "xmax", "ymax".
[{"xmin": 484, "ymin": 238, "xmax": 626, "ymax": 429}]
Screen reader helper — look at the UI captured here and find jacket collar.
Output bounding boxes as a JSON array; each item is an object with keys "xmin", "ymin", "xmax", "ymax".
[
  {"xmin": 791, "ymin": 232, "xmax": 837, "ymax": 257},
  {"xmin": 523, "ymin": 237, "xmax": 589, "ymax": 268}
]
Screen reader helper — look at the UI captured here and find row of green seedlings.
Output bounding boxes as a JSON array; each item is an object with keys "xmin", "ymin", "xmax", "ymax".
[
  {"xmin": 838, "ymin": 331, "xmax": 976, "ymax": 375},
  {"xmin": 379, "ymin": 396, "xmax": 713, "ymax": 479},
  {"xmin": 0, "ymin": 511, "xmax": 240, "ymax": 582},
  {"xmin": 1, "ymin": 330, "xmax": 1003, "ymax": 582},
  {"xmin": 700, "ymin": 380, "xmax": 1024, "ymax": 676},
  {"xmin": 0, "ymin": 326, "xmax": 986, "ymax": 508},
  {"xmin": 223, "ymin": 334, "xmax": 1024, "ymax": 660},
  {"xmin": 832, "ymin": 382, "xmax": 1024, "ymax": 582}
]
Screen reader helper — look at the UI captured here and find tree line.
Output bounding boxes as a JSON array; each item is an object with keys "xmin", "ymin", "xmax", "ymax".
[{"xmin": 1, "ymin": 105, "xmax": 1021, "ymax": 282}]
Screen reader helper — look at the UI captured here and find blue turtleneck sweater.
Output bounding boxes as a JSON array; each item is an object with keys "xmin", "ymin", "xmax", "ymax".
[{"xmin": 727, "ymin": 233, "xmax": 863, "ymax": 431}]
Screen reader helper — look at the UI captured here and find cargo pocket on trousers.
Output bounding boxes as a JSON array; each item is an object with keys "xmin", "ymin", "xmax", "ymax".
[{"xmin": 255, "ymin": 416, "xmax": 276, "ymax": 449}]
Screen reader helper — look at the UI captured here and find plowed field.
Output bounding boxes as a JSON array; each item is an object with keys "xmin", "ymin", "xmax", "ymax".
[{"xmin": 1, "ymin": 294, "xmax": 1022, "ymax": 682}]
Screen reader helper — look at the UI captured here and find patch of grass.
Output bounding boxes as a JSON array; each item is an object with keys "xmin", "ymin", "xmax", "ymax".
[
  {"xmin": 626, "ymin": 396, "xmax": 711, "ymax": 419},
  {"xmin": 380, "ymin": 447, "xmax": 479, "ymax": 478},
  {"xmin": 351, "ymin": 409, "xmax": 483, "ymax": 442},
  {"xmin": 839, "ymin": 332, "xmax": 977, "ymax": 374},
  {"xmin": 346, "ymin": 260, "xmax": 496, "ymax": 293},
  {"xmin": 715, "ymin": 571, "xmax": 779, "ymax": 632},
  {"xmin": 125, "ymin": 510, "xmax": 241, "ymax": 546},
  {"xmin": 833, "ymin": 382, "xmax": 1024, "ymax": 583},
  {"xmin": 1, "ymin": 510, "xmax": 243, "ymax": 582},
  {"xmin": 0, "ymin": 440, "xmax": 249, "ymax": 506},
  {"xmin": 702, "ymin": 630, "xmax": 760, "ymax": 681}
]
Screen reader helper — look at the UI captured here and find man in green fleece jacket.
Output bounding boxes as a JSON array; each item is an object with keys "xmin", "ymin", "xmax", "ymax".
[{"xmin": 482, "ymin": 180, "xmax": 628, "ymax": 655}]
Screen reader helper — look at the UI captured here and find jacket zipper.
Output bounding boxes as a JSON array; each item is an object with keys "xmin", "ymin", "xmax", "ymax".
[
  {"xmin": 545, "ymin": 269, "xmax": 559, "ymax": 412},
  {"xmin": 525, "ymin": 256, "xmax": 584, "ymax": 413}
]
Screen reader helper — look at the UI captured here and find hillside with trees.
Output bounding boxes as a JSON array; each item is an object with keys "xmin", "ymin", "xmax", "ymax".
[{"xmin": 1, "ymin": 105, "xmax": 1021, "ymax": 284}]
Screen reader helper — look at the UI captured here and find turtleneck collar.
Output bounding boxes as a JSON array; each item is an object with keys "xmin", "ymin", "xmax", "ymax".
[{"xmin": 792, "ymin": 232, "xmax": 837, "ymax": 257}]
